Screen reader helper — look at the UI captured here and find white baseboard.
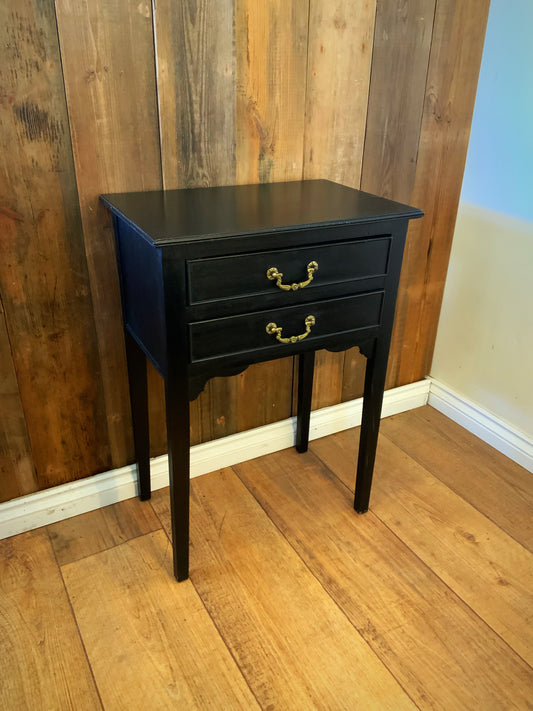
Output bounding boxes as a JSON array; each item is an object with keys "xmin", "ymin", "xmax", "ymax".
[
  {"xmin": 3, "ymin": 377, "xmax": 530, "ymax": 540},
  {"xmin": 428, "ymin": 378, "xmax": 533, "ymax": 472},
  {"xmin": 0, "ymin": 380, "xmax": 429, "ymax": 539}
]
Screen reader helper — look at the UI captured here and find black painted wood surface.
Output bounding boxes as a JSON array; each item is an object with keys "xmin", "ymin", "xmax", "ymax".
[
  {"xmin": 101, "ymin": 180, "xmax": 422, "ymax": 246},
  {"xmin": 102, "ymin": 179, "xmax": 423, "ymax": 581}
]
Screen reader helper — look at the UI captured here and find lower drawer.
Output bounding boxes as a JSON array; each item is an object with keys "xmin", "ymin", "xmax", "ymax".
[{"xmin": 189, "ymin": 291, "xmax": 383, "ymax": 362}]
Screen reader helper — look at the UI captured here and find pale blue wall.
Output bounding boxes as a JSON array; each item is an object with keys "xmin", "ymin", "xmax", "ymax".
[
  {"xmin": 431, "ymin": 0, "xmax": 533, "ymax": 443},
  {"xmin": 460, "ymin": 0, "xmax": 533, "ymax": 222}
]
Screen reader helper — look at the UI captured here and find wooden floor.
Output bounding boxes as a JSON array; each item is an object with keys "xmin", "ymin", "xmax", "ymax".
[{"xmin": 2, "ymin": 406, "xmax": 533, "ymax": 710}]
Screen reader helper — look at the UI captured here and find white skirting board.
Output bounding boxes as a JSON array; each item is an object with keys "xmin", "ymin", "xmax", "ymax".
[
  {"xmin": 427, "ymin": 378, "xmax": 533, "ymax": 473},
  {"xmin": 0, "ymin": 380, "xmax": 429, "ymax": 540},
  {"xmin": 1, "ymin": 377, "xmax": 531, "ymax": 540}
]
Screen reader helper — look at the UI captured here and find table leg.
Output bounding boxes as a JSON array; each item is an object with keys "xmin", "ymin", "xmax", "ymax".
[
  {"xmin": 165, "ymin": 370, "xmax": 190, "ymax": 582},
  {"xmin": 295, "ymin": 350, "xmax": 315, "ymax": 453},
  {"xmin": 124, "ymin": 331, "xmax": 151, "ymax": 501},
  {"xmin": 354, "ymin": 340, "xmax": 388, "ymax": 513}
]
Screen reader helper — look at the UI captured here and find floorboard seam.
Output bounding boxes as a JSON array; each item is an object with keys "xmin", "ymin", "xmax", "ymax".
[
  {"xmin": 380, "ymin": 422, "xmax": 533, "ymax": 553},
  {"xmin": 46, "ymin": 527, "xmax": 107, "ymax": 711},
  {"xmin": 229, "ymin": 462, "xmax": 423, "ymax": 711},
  {"xmin": 307, "ymin": 437, "xmax": 533, "ymax": 672}
]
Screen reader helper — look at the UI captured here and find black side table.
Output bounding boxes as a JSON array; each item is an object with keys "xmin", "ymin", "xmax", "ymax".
[{"xmin": 101, "ymin": 180, "xmax": 423, "ymax": 581}]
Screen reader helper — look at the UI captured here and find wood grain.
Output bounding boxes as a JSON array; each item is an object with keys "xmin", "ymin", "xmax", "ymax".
[
  {"xmin": 0, "ymin": 0, "xmax": 490, "ymax": 502},
  {"xmin": 341, "ymin": 346, "xmax": 367, "ymax": 402},
  {"xmin": 154, "ymin": 0, "xmax": 308, "ymax": 442},
  {"xmin": 235, "ymin": 446, "xmax": 533, "ymax": 710},
  {"xmin": 48, "ymin": 497, "xmax": 162, "ymax": 566},
  {"xmin": 153, "ymin": 0, "xmax": 236, "ymax": 189},
  {"xmin": 0, "ymin": 530, "xmax": 101, "ymax": 709},
  {"xmin": 303, "ymin": 0, "xmax": 377, "ymax": 408},
  {"xmin": 0, "ymin": 297, "xmax": 37, "ymax": 502},
  {"xmin": 61, "ymin": 530, "xmax": 259, "ymax": 710},
  {"xmin": 152, "ymin": 470, "xmax": 417, "ymax": 711},
  {"xmin": 153, "ymin": 0, "xmax": 238, "ymax": 444},
  {"xmin": 310, "ymin": 350, "xmax": 345, "ymax": 410},
  {"xmin": 189, "ymin": 383, "xmax": 213, "ymax": 447},
  {"xmin": 147, "ymin": 364, "xmax": 168, "ymax": 456},
  {"xmin": 312, "ymin": 426, "xmax": 533, "ymax": 667},
  {"xmin": 381, "ymin": 407, "xmax": 533, "ymax": 551},
  {"xmin": 361, "ymin": 0, "xmax": 435, "ymax": 203},
  {"xmin": 303, "ymin": 0, "xmax": 376, "ymax": 186},
  {"xmin": 55, "ymin": 0, "xmax": 164, "ymax": 466},
  {"xmin": 4, "ymin": 408, "xmax": 533, "ymax": 709},
  {"xmin": 0, "ymin": 0, "xmax": 111, "ymax": 489},
  {"xmin": 209, "ymin": 362, "xmax": 295, "ymax": 440},
  {"xmin": 232, "ymin": 0, "xmax": 309, "ymax": 434},
  {"xmin": 396, "ymin": 0, "xmax": 490, "ymax": 384},
  {"xmin": 359, "ymin": 0, "xmax": 436, "ymax": 391},
  {"xmin": 235, "ymin": 0, "xmax": 308, "ymax": 184}
]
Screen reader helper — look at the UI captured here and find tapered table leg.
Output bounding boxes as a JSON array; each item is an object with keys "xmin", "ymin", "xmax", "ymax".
[
  {"xmin": 296, "ymin": 350, "xmax": 315, "ymax": 453},
  {"xmin": 354, "ymin": 340, "xmax": 388, "ymax": 513},
  {"xmin": 165, "ymin": 369, "xmax": 190, "ymax": 582},
  {"xmin": 124, "ymin": 330, "xmax": 151, "ymax": 501}
]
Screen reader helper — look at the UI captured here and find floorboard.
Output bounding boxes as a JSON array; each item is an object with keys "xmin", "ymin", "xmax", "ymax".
[
  {"xmin": 235, "ymin": 446, "xmax": 533, "ymax": 710},
  {"xmin": 3, "ymin": 406, "xmax": 533, "ymax": 710},
  {"xmin": 312, "ymin": 428, "xmax": 533, "ymax": 668},
  {"xmin": 152, "ymin": 469, "xmax": 417, "ymax": 711},
  {"xmin": 0, "ymin": 530, "xmax": 102, "ymax": 710},
  {"xmin": 61, "ymin": 529, "xmax": 259, "ymax": 710},
  {"xmin": 381, "ymin": 407, "xmax": 533, "ymax": 550},
  {"xmin": 48, "ymin": 496, "xmax": 161, "ymax": 566}
]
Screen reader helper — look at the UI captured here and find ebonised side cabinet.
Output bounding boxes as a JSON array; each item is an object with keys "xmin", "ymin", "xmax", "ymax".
[{"xmin": 101, "ymin": 180, "xmax": 423, "ymax": 581}]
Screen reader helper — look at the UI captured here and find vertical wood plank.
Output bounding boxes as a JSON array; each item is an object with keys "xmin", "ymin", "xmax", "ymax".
[
  {"xmin": 304, "ymin": 0, "xmax": 377, "ymax": 409},
  {"xmin": 235, "ymin": 0, "xmax": 308, "ymax": 184},
  {"xmin": 0, "ymin": 297, "xmax": 37, "ymax": 502},
  {"xmin": 310, "ymin": 350, "xmax": 345, "ymax": 410},
  {"xmin": 396, "ymin": 0, "xmax": 490, "ymax": 384},
  {"xmin": 55, "ymin": 0, "xmax": 165, "ymax": 465},
  {"xmin": 0, "ymin": 530, "xmax": 102, "ymax": 709},
  {"xmin": 341, "ymin": 346, "xmax": 367, "ymax": 402},
  {"xmin": 227, "ymin": 0, "xmax": 309, "ymax": 434},
  {"xmin": 153, "ymin": 0, "xmax": 236, "ymax": 444},
  {"xmin": 154, "ymin": 0, "xmax": 308, "ymax": 441},
  {"xmin": 361, "ymin": 0, "xmax": 435, "ymax": 203},
  {"xmin": 232, "ymin": 0, "xmax": 309, "ymax": 430},
  {"xmin": 0, "ymin": 0, "xmax": 111, "ymax": 490},
  {"xmin": 357, "ymin": 0, "xmax": 436, "ymax": 393},
  {"xmin": 189, "ymin": 382, "xmax": 213, "ymax": 447},
  {"xmin": 304, "ymin": 0, "xmax": 376, "ymax": 186},
  {"xmin": 153, "ymin": 0, "xmax": 236, "ymax": 189},
  {"xmin": 147, "ymin": 364, "xmax": 167, "ymax": 456}
]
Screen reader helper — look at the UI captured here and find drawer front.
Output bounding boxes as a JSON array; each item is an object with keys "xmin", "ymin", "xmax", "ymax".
[
  {"xmin": 186, "ymin": 237, "xmax": 391, "ymax": 304},
  {"xmin": 189, "ymin": 291, "xmax": 383, "ymax": 362}
]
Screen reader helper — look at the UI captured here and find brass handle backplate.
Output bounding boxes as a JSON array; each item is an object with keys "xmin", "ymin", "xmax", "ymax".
[
  {"xmin": 266, "ymin": 261, "xmax": 318, "ymax": 291},
  {"xmin": 266, "ymin": 315, "xmax": 316, "ymax": 344}
]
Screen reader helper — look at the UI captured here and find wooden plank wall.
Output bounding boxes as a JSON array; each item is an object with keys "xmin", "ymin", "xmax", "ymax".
[{"xmin": 0, "ymin": 0, "xmax": 490, "ymax": 502}]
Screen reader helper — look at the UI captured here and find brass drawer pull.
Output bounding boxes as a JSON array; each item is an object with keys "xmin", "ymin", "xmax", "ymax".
[
  {"xmin": 266, "ymin": 261, "xmax": 318, "ymax": 291},
  {"xmin": 266, "ymin": 315, "xmax": 316, "ymax": 344}
]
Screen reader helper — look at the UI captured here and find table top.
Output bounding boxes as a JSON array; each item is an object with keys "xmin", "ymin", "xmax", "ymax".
[{"xmin": 100, "ymin": 180, "xmax": 423, "ymax": 247}]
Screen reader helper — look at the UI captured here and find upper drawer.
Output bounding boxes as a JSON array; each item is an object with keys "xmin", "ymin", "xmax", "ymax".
[{"xmin": 186, "ymin": 236, "xmax": 391, "ymax": 304}]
